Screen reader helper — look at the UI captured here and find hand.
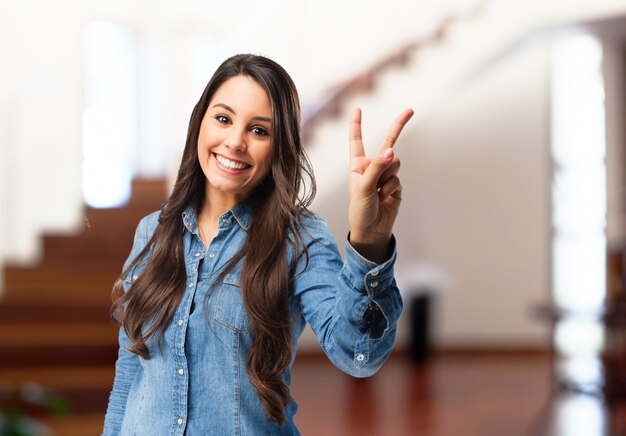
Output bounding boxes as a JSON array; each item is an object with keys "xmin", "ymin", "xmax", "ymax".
[{"xmin": 348, "ymin": 107, "xmax": 414, "ymax": 263}]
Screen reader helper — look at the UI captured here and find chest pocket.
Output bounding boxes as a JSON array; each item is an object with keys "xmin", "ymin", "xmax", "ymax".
[{"xmin": 213, "ymin": 273, "xmax": 253, "ymax": 333}]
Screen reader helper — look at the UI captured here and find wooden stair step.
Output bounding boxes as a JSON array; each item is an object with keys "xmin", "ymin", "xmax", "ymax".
[
  {"xmin": 3, "ymin": 266, "xmax": 119, "ymax": 298},
  {"xmin": 2, "ymin": 292, "xmax": 112, "ymax": 305},
  {"xmin": 5, "ymin": 263, "xmax": 120, "ymax": 278},
  {"xmin": 0, "ymin": 322, "xmax": 118, "ymax": 347},
  {"xmin": 44, "ymin": 413, "xmax": 107, "ymax": 435},
  {"xmin": 127, "ymin": 178, "xmax": 168, "ymax": 206},
  {"xmin": 0, "ymin": 344, "xmax": 118, "ymax": 368},
  {"xmin": 2, "ymin": 288, "xmax": 114, "ymax": 304},
  {"xmin": 0, "ymin": 322, "xmax": 120, "ymax": 368},
  {"xmin": 0, "ymin": 301, "xmax": 111, "ymax": 324},
  {"xmin": 42, "ymin": 234, "xmax": 133, "ymax": 265},
  {"xmin": 0, "ymin": 365, "xmax": 114, "ymax": 389},
  {"xmin": 83, "ymin": 207, "xmax": 157, "ymax": 237}
]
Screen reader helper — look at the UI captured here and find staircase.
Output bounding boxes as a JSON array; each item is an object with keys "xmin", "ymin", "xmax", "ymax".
[{"xmin": 0, "ymin": 179, "xmax": 166, "ymax": 433}]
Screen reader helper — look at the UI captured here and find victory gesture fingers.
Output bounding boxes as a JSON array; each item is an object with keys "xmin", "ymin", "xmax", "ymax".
[{"xmin": 348, "ymin": 107, "xmax": 414, "ymax": 263}]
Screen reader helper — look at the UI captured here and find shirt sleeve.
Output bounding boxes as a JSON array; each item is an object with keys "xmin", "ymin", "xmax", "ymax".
[
  {"xmin": 293, "ymin": 216, "xmax": 403, "ymax": 377},
  {"xmin": 102, "ymin": 216, "xmax": 151, "ymax": 435}
]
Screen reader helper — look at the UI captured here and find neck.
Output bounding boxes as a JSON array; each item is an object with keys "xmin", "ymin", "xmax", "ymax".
[
  {"xmin": 196, "ymin": 188, "xmax": 244, "ymax": 247},
  {"xmin": 200, "ymin": 186, "xmax": 243, "ymax": 222}
]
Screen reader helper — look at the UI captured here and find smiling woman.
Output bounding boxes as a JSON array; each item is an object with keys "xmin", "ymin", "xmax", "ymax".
[{"xmin": 103, "ymin": 53, "xmax": 413, "ymax": 436}]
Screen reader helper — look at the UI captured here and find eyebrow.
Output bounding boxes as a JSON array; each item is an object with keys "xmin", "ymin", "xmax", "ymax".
[{"xmin": 211, "ymin": 103, "xmax": 272, "ymax": 123}]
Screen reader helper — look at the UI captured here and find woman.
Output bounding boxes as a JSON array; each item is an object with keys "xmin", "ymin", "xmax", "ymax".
[{"xmin": 103, "ymin": 54, "xmax": 413, "ymax": 435}]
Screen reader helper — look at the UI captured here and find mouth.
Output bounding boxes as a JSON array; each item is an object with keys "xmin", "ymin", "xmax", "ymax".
[{"xmin": 213, "ymin": 153, "xmax": 251, "ymax": 172}]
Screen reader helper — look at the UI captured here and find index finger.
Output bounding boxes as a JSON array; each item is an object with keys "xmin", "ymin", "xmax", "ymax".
[
  {"xmin": 377, "ymin": 108, "xmax": 414, "ymax": 154},
  {"xmin": 349, "ymin": 107, "xmax": 365, "ymax": 159}
]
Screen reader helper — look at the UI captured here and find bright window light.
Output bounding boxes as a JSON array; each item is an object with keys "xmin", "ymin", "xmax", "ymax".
[
  {"xmin": 82, "ymin": 21, "xmax": 138, "ymax": 208},
  {"xmin": 550, "ymin": 33, "xmax": 606, "ymax": 361},
  {"xmin": 554, "ymin": 393, "xmax": 606, "ymax": 436},
  {"xmin": 551, "ymin": 33, "xmax": 606, "ymax": 313}
]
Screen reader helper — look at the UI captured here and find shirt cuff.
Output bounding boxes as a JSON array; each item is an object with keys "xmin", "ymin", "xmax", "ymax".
[{"xmin": 344, "ymin": 234, "xmax": 397, "ymax": 297}]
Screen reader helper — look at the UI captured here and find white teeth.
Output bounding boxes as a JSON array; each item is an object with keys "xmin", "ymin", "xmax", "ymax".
[{"xmin": 215, "ymin": 154, "xmax": 250, "ymax": 170}]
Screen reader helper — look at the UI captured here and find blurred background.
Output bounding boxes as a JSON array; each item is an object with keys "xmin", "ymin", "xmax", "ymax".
[{"xmin": 1, "ymin": 0, "xmax": 625, "ymax": 434}]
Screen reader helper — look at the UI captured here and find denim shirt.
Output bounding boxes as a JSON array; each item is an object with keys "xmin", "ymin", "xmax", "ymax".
[{"xmin": 103, "ymin": 202, "xmax": 402, "ymax": 435}]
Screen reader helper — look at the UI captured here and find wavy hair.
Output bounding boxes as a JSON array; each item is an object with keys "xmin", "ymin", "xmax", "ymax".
[{"xmin": 111, "ymin": 54, "xmax": 316, "ymax": 425}]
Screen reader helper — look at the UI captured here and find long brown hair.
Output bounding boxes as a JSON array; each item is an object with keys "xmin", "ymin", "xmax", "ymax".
[{"xmin": 111, "ymin": 54, "xmax": 316, "ymax": 425}]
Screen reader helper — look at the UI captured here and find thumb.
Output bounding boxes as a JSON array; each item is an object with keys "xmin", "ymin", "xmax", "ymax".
[{"xmin": 361, "ymin": 148, "xmax": 394, "ymax": 191}]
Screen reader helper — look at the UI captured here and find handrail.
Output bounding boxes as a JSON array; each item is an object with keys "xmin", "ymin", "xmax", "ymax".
[{"xmin": 301, "ymin": 0, "xmax": 489, "ymax": 143}]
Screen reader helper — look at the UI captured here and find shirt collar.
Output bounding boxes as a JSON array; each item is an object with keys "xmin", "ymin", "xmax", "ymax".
[
  {"xmin": 230, "ymin": 201, "xmax": 253, "ymax": 230},
  {"xmin": 181, "ymin": 201, "xmax": 253, "ymax": 233}
]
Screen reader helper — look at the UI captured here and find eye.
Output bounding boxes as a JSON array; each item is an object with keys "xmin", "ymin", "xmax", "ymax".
[
  {"xmin": 215, "ymin": 115, "xmax": 230, "ymax": 124},
  {"xmin": 250, "ymin": 126, "xmax": 269, "ymax": 137}
]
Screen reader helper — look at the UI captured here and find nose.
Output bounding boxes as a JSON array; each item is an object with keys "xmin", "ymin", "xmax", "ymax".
[{"xmin": 224, "ymin": 128, "xmax": 246, "ymax": 152}]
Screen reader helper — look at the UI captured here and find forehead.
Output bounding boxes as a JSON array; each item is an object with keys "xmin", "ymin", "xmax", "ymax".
[{"xmin": 210, "ymin": 75, "xmax": 271, "ymax": 115}]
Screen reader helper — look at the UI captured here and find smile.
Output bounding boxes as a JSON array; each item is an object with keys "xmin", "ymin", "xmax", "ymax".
[{"xmin": 214, "ymin": 153, "xmax": 251, "ymax": 171}]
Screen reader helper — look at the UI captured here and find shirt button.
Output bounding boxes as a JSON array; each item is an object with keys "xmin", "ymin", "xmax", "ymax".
[
  {"xmin": 356, "ymin": 354, "xmax": 365, "ymax": 362},
  {"xmin": 194, "ymin": 252, "xmax": 201, "ymax": 257},
  {"xmin": 132, "ymin": 275, "xmax": 138, "ymax": 281},
  {"xmin": 208, "ymin": 253, "xmax": 215, "ymax": 259},
  {"xmin": 178, "ymin": 319, "xmax": 184, "ymax": 326},
  {"xmin": 222, "ymin": 218, "xmax": 228, "ymax": 223},
  {"xmin": 188, "ymin": 283, "xmax": 193, "ymax": 288},
  {"xmin": 370, "ymin": 281, "xmax": 379, "ymax": 288},
  {"xmin": 371, "ymin": 270, "xmax": 379, "ymax": 277},
  {"xmin": 177, "ymin": 418, "xmax": 183, "ymax": 425},
  {"xmin": 178, "ymin": 368, "xmax": 184, "ymax": 375}
]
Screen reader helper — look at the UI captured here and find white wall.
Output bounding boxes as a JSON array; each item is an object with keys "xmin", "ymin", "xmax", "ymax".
[{"xmin": 403, "ymin": 40, "xmax": 552, "ymax": 347}]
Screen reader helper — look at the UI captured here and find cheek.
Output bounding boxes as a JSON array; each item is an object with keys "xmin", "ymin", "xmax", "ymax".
[
  {"xmin": 197, "ymin": 129, "xmax": 215, "ymax": 162},
  {"xmin": 197, "ymin": 145, "xmax": 213, "ymax": 176},
  {"xmin": 260, "ymin": 145, "xmax": 273, "ymax": 174},
  {"xmin": 197, "ymin": 145, "xmax": 208, "ymax": 167},
  {"xmin": 198, "ymin": 122, "xmax": 218, "ymax": 152}
]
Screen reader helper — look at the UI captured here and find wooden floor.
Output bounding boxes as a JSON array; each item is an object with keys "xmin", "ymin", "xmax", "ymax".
[
  {"xmin": 292, "ymin": 353, "xmax": 626, "ymax": 436},
  {"xmin": 25, "ymin": 352, "xmax": 625, "ymax": 435},
  {"xmin": 293, "ymin": 352, "xmax": 553, "ymax": 436}
]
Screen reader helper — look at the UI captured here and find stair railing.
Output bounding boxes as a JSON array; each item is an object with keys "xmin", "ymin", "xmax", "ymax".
[{"xmin": 301, "ymin": 0, "xmax": 489, "ymax": 143}]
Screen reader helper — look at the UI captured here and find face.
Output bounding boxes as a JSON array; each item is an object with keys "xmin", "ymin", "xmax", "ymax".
[{"xmin": 197, "ymin": 75, "xmax": 273, "ymax": 205}]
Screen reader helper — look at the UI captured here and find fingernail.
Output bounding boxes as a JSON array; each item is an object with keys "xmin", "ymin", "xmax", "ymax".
[{"xmin": 383, "ymin": 148, "xmax": 393, "ymax": 159}]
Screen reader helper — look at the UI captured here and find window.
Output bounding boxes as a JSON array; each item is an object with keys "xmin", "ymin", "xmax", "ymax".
[
  {"xmin": 550, "ymin": 32, "xmax": 606, "ymax": 390},
  {"xmin": 82, "ymin": 21, "xmax": 138, "ymax": 208}
]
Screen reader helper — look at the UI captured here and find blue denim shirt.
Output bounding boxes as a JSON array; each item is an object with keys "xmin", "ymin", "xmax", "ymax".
[{"xmin": 103, "ymin": 202, "xmax": 402, "ymax": 435}]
